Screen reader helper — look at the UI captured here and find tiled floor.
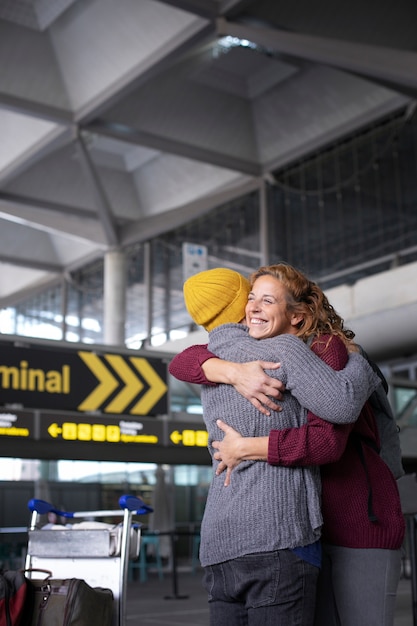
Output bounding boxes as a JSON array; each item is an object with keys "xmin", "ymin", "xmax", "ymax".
[
  {"xmin": 125, "ymin": 569, "xmax": 415, "ymax": 626},
  {"xmin": 126, "ymin": 569, "xmax": 209, "ymax": 625}
]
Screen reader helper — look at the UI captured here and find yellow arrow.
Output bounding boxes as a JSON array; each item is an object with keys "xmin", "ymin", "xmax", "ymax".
[
  {"xmin": 104, "ymin": 355, "xmax": 144, "ymax": 414},
  {"xmin": 170, "ymin": 430, "xmax": 182, "ymax": 444},
  {"xmin": 77, "ymin": 352, "xmax": 119, "ymax": 411},
  {"xmin": 48, "ymin": 423, "xmax": 62, "ymax": 438},
  {"xmin": 129, "ymin": 357, "xmax": 168, "ymax": 415}
]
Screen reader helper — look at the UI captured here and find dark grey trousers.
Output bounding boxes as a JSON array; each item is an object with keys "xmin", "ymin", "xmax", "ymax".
[{"xmin": 314, "ymin": 543, "xmax": 402, "ymax": 626}]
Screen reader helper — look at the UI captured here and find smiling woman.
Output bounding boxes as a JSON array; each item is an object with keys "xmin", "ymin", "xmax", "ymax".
[
  {"xmin": 246, "ymin": 275, "xmax": 303, "ymax": 339},
  {"xmin": 169, "ymin": 265, "xmax": 382, "ymax": 626},
  {"xmin": 169, "ymin": 264, "xmax": 405, "ymax": 626}
]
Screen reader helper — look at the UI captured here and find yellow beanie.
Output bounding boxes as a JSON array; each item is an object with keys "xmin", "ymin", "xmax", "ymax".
[{"xmin": 183, "ymin": 268, "xmax": 250, "ymax": 332}]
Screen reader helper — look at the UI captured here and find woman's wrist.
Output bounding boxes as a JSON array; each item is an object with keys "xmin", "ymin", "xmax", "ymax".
[
  {"xmin": 201, "ymin": 358, "xmax": 240, "ymax": 384},
  {"xmin": 238, "ymin": 436, "xmax": 269, "ymax": 461}
]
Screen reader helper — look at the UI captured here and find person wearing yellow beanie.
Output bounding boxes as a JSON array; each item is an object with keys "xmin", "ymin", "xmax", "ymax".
[
  {"xmin": 171, "ymin": 264, "xmax": 403, "ymax": 626},
  {"xmin": 171, "ymin": 265, "xmax": 382, "ymax": 626},
  {"xmin": 183, "ymin": 268, "xmax": 250, "ymax": 332}
]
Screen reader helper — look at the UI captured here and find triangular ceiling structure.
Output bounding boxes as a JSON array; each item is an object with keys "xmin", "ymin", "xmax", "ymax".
[{"xmin": 0, "ymin": 0, "xmax": 415, "ymax": 305}]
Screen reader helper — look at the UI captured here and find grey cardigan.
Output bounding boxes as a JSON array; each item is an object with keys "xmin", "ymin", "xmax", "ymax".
[{"xmin": 199, "ymin": 325, "xmax": 380, "ymax": 567}]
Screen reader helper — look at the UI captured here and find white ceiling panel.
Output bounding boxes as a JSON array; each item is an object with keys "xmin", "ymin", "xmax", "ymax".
[
  {"xmin": 0, "ymin": 110, "xmax": 61, "ymax": 174},
  {"xmin": 0, "ymin": 0, "xmax": 415, "ymax": 306},
  {"xmin": 49, "ymin": 0, "xmax": 208, "ymax": 113}
]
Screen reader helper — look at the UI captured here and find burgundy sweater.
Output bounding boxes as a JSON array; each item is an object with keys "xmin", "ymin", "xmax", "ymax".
[{"xmin": 169, "ymin": 336, "xmax": 405, "ymax": 549}]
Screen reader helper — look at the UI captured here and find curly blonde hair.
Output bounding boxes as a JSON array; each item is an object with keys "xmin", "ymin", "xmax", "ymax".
[{"xmin": 250, "ymin": 263, "xmax": 357, "ymax": 350}]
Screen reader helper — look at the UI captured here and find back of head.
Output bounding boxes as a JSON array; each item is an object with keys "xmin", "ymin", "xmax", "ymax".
[{"xmin": 184, "ymin": 268, "xmax": 250, "ymax": 331}]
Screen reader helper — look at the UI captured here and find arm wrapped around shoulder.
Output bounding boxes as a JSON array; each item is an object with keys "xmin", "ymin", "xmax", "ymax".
[{"xmin": 263, "ymin": 334, "xmax": 380, "ymax": 425}]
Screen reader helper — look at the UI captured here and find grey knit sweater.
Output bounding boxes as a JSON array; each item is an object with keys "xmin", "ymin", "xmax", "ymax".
[{"xmin": 199, "ymin": 325, "xmax": 380, "ymax": 567}]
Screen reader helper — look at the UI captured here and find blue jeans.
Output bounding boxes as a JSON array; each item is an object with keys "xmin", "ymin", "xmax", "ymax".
[{"xmin": 202, "ymin": 549, "xmax": 319, "ymax": 626}]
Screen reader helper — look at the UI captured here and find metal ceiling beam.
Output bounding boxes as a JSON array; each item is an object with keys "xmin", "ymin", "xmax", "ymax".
[
  {"xmin": 154, "ymin": 0, "xmax": 219, "ymax": 19},
  {"xmin": 120, "ymin": 177, "xmax": 261, "ymax": 246},
  {"xmin": 0, "ymin": 192, "xmax": 97, "ymax": 221},
  {"xmin": 0, "ymin": 192, "xmax": 106, "ymax": 244},
  {"xmin": 220, "ymin": 0, "xmax": 257, "ymax": 17},
  {"xmin": 0, "ymin": 253, "xmax": 62, "ymax": 273},
  {"xmin": 0, "ymin": 245, "xmax": 109, "ymax": 309},
  {"xmin": 158, "ymin": 0, "xmax": 251, "ymax": 19},
  {"xmin": 217, "ymin": 18, "xmax": 417, "ymax": 97},
  {"xmin": 85, "ymin": 120, "xmax": 261, "ymax": 176},
  {"xmin": 75, "ymin": 132, "xmax": 120, "ymax": 247},
  {"xmin": 0, "ymin": 92, "xmax": 73, "ymax": 125}
]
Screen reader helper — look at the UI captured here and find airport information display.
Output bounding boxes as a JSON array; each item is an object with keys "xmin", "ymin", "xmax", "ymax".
[{"xmin": 0, "ymin": 339, "xmax": 209, "ymax": 462}]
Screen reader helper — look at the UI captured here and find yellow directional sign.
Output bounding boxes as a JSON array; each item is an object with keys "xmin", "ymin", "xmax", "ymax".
[
  {"xmin": 77, "ymin": 352, "xmax": 167, "ymax": 415},
  {"xmin": 77, "ymin": 352, "xmax": 119, "ymax": 411},
  {"xmin": 42, "ymin": 415, "xmax": 163, "ymax": 445},
  {"xmin": 129, "ymin": 357, "xmax": 167, "ymax": 415},
  {"xmin": 169, "ymin": 428, "xmax": 208, "ymax": 447},
  {"xmin": 105, "ymin": 355, "xmax": 144, "ymax": 413},
  {"xmin": 0, "ymin": 409, "xmax": 210, "ymax": 465},
  {"xmin": 0, "ymin": 340, "xmax": 168, "ymax": 416},
  {"xmin": 170, "ymin": 430, "xmax": 182, "ymax": 444},
  {"xmin": 47, "ymin": 422, "xmax": 62, "ymax": 438}
]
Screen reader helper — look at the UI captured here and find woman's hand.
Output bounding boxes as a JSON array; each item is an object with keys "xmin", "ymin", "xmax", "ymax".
[
  {"xmin": 203, "ymin": 360, "xmax": 285, "ymax": 415},
  {"xmin": 212, "ymin": 420, "xmax": 270, "ymax": 486},
  {"xmin": 212, "ymin": 420, "xmax": 245, "ymax": 486},
  {"xmin": 232, "ymin": 361, "xmax": 285, "ymax": 415}
]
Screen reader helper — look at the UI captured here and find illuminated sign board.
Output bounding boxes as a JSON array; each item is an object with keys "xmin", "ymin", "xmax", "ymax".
[
  {"xmin": 0, "ymin": 343, "xmax": 167, "ymax": 416},
  {"xmin": 0, "ymin": 410, "xmax": 33, "ymax": 439},
  {"xmin": 0, "ymin": 341, "xmax": 210, "ymax": 461},
  {"xmin": 0, "ymin": 410, "xmax": 208, "ymax": 451},
  {"xmin": 40, "ymin": 414, "xmax": 163, "ymax": 445},
  {"xmin": 168, "ymin": 422, "xmax": 209, "ymax": 448}
]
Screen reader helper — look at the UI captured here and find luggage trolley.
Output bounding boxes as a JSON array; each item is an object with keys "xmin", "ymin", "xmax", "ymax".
[{"xmin": 24, "ymin": 495, "xmax": 153, "ymax": 626}]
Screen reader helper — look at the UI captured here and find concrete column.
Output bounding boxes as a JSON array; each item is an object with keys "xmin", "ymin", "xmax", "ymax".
[{"xmin": 104, "ymin": 249, "xmax": 127, "ymax": 346}]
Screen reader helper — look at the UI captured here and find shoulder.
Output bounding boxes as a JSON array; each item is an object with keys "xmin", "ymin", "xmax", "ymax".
[
  {"xmin": 311, "ymin": 334, "xmax": 346, "ymax": 354},
  {"xmin": 311, "ymin": 334, "xmax": 348, "ymax": 369},
  {"xmin": 209, "ymin": 323, "xmax": 248, "ymax": 338}
]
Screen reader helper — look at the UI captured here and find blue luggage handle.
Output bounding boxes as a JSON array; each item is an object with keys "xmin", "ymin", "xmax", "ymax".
[
  {"xmin": 118, "ymin": 494, "xmax": 153, "ymax": 514},
  {"xmin": 28, "ymin": 499, "xmax": 71, "ymax": 518},
  {"xmin": 28, "ymin": 494, "xmax": 153, "ymax": 518}
]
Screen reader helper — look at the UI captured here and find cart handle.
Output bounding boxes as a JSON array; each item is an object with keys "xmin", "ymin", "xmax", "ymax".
[
  {"xmin": 28, "ymin": 494, "xmax": 153, "ymax": 518},
  {"xmin": 27, "ymin": 499, "xmax": 72, "ymax": 518},
  {"xmin": 119, "ymin": 494, "xmax": 153, "ymax": 515}
]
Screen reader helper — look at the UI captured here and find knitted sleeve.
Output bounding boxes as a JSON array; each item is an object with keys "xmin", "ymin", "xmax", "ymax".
[
  {"xmin": 168, "ymin": 344, "xmax": 217, "ymax": 385},
  {"xmin": 257, "ymin": 333, "xmax": 380, "ymax": 424},
  {"xmin": 268, "ymin": 335, "xmax": 354, "ymax": 466},
  {"xmin": 169, "ymin": 330, "xmax": 380, "ymax": 423}
]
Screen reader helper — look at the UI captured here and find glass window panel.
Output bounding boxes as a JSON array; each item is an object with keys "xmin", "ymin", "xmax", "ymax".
[
  {"xmin": 65, "ymin": 262, "xmax": 104, "ymax": 344},
  {"xmin": 12, "ymin": 285, "xmax": 63, "ymax": 341},
  {"xmin": 125, "ymin": 243, "xmax": 147, "ymax": 349},
  {"xmin": 268, "ymin": 110, "xmax": 417, "ymax": 289}
]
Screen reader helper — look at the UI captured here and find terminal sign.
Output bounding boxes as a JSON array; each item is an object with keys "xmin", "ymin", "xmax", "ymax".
[{"xmin": 0, "ymin": 343, "xmax": 168, "ymax": 416}]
